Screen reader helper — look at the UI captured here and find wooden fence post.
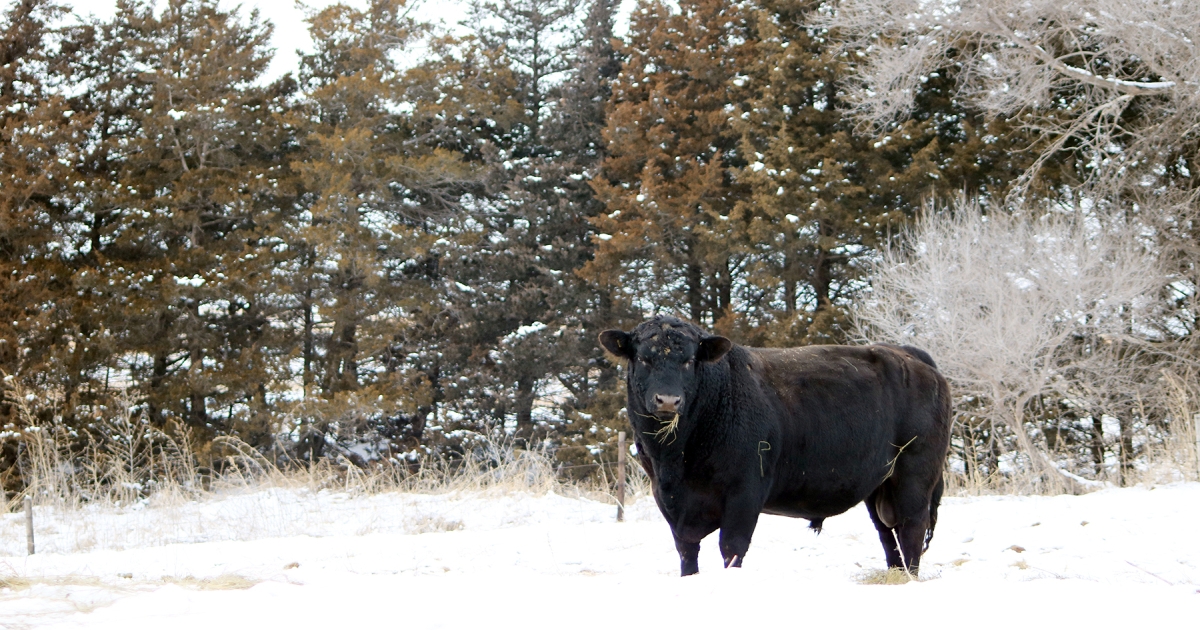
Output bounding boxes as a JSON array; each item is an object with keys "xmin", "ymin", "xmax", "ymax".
[
  {"xmin": 1194, "ymin": 413, "xmax": 1200, "ymax": 481},
  {"xmin": 24, "ymin": 496, "xmax": 34, "ymax": 555},
  {"xmin": 617, "ymin": 431, "xmax": 627, "ymax": 522}
]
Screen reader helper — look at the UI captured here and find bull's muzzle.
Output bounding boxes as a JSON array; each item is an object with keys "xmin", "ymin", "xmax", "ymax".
[{"xmin": 653, "ymin": 394, "xmax": 682, "ymax": 414}]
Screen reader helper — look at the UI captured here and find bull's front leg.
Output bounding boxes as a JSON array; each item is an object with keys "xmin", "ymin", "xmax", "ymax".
[
  {"xmin": 650, "ymin": 456, "xmax": 713, "ymax": 576},
  {"xmin": 674, "ymin": 534, "xmax": 701, "ymax": 576},
  {"xmin": 650, "ymin": 457, "xmax": 687, "ymax": 525},
  {"xmin": 718, "ymin": 488, "xmax": 763, "ymax": 569},
  {"xmin": 657, "ymin": 476, "xmax": 702, "ymax": 576},
  {"xmin": 671, "ymin": 518, "xmax": 718, "ymax": 576}
]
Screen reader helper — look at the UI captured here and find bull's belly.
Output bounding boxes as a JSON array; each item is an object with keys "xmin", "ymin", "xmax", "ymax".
[{"xmin": 761, "ymin": 486, "xmax": 871, "ymax": 520}]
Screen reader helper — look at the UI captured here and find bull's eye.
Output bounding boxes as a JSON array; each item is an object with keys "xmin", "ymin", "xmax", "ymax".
[
  {"xmin": 684, "ymin": 359, "xmax": 694, "ymax": 369},
  {"xmin": 637, "ymin": 356, "xmax": 650, "ymax": 366}
]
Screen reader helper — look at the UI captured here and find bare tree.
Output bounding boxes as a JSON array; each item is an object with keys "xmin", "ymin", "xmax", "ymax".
[
  {"xmin": 854, "ymin": 199, "xmax": 1170, "ymax": 492},
  {"xmin": 820, "ymin": 0, "xmax": 1200, "ymax": 197}
]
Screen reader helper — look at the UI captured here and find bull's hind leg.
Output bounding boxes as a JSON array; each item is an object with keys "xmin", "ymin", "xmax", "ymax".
[
  {"xmin": 865, "ymin": 487, "xmax": 903, "ymax": 569},
  {"xmin": 892, "ymin": 482, "xmax": 936, "ymax": 576},
  {"xmin": 895, "ymin": 514, "xmax": 931, "ymax": 576},
  {"xmin": 886, "ymin": 444, "xmax": 947, "ymax": 577},
  {"xmin": 718, "ymin": 492, "xmax": 762, "ymax": 569},
  {"xmin": 926, "ymin": 476, "xmax": 945, "ymax": 551}
]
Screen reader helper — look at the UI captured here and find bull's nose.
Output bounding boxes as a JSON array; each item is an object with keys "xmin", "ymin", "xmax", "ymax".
[{"xmin": 654, "ymin": 394, "xmax": 681, "ymax": 412}]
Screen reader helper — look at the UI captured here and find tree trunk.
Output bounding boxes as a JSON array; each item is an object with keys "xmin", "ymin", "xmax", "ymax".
[
  {"xmin": 812, "ymin": 221, "xmax": 834, "ymax": 313},
  {"xmin": 148, "ymin": 350, "xmax": 169, "ymax": 427},
  {"xmin": 1091, "ymin": 415, "xmax": 1106, "ymax": 477},
  {"xmin": 1118, "ymin": 414, "xmax": 1134, "ymax": 486},
  {"xmin": 686, "ymin": 261, "xmax": 703, "ymax": 323},
  {"xmin": 713, "ymin": 258, "xmax": 732, "ymax": 323},
  {"xmin": 188, "ymin": 344, "xmax": 208, "ymax": 428},
  {"xmin": 515, "ymin": 374, "xmax": 536, "ymax": 445},
  {"xmin": 340, "ymin": 322, "xmax": 358, "ymax": 391},
  {"xmin": 1004, "ymin": 400, "xmax": 1090, "ymax": 495},
  {"xmin": 302, "ymin": 293, "xmax": 314, "ymax": 390},
  {"xmin": 189, "ymin": 390, "xmax": 208, "ymax": 428},
  {"xmin": 783, "ymin": 251, "xmax": 797, "ymax": 315}
]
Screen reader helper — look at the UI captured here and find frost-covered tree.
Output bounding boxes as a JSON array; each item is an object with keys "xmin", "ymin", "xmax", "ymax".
[{"xmin": 855, "ymin": 199, "xmax": 1172, "ymax": 491}]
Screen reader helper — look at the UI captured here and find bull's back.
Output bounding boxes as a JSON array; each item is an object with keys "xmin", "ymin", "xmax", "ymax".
[{"xmin": 749, "ymin": 345, "xmax": 944, "ymax": 518}]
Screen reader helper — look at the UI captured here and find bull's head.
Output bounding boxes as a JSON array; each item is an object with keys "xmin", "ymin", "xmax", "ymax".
[{"xmin": 599, "ymin": 316, "xmax": 731, "ymax": 438}]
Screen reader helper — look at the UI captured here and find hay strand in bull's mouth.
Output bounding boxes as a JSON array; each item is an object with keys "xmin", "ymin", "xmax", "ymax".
[
  {"xmin": 634, "ymin": 410, "xmax": 680, "ymax": 444},
  {"xmin": 652, "ymin": 412, "xmax": 680, "ymax": 444}
]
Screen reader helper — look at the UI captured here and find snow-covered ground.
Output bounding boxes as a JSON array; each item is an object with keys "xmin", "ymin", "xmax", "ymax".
[{"xmin": 2, "ymin": 483, "xmax": 1198, "ymax": 629}]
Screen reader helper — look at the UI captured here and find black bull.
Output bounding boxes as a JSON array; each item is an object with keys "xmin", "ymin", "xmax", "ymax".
[{"xmin": 600, "ymin": 316, "xmax": 951, "ymax": 576}]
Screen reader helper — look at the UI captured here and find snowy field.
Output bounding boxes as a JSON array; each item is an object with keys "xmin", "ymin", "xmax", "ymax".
[{"xmin": 1, "ymin": 483, "xmax": 1198, "ymax": 629}]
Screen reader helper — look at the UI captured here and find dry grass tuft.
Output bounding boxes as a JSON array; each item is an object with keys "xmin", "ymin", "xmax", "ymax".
[
  {"xmin": 2, "ymin": 382, "xmax": 646, "ymax": 512},
  {"xmin": 0, "ymin": 573, "xmax": 109, "ymax": 591},
  {"xmin": 856, "ymin": 567, "xmax": 916, "ymax": 585},
  {"xmin": 0, "ymin": 375, "xmax": 641, "ymax": 560},
  {"xmin": 0, "ymin": 570, "xmax": 257, "ymax": 593},
  {"xmin": 0, "ymin": 419, "xmax": 658, "ymax": 556},
  {"xmin": 406, "ymin": 514, "xmax": 465, "ymax": 534},
  {"xmin": 161, "ymin": 574, "xmax": 258, "ymax": 591}
]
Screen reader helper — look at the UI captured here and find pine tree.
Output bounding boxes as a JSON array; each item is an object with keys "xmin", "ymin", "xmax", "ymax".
[
  {"xmin": 50, "ymin": 6, "xmax": 159, "ymax": 425},
  {"xmin": 468, "ymin": 0, "xmax": 583, "ymax": 145},
  {"xmin": 543, "ymin": 0, "xmax": 627, "ymax": 409},
  {"xmin": 0, "ymin": 0, "xmax": 88, "ymax": 417},
  {"xmin": 581, "ymin": 0, "xmax": 756, "ymax": 330},
  {"xmin": 73, "ymin": 0, "xmax": 287, "ymax": 445},
  {"xmin": 282, "ymin": 0, "xmax": 478, "ymax": 460},
  {"xmin": 732, "ymin": 0, "xmax": 1036, "ymax": 345},
  {"xmin": 429, "ymin": 0, "xmax": 643, "ymax": 448},
  {"xmin": 417, "ymin": 0, "xmax": 594, "ymax": 444},
  {"xmin": 541, "ymin": 0, "xmax": 636, "ymax": 472}
]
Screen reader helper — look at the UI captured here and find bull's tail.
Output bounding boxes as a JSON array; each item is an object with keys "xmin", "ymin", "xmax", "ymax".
[{"xmin": 924, "ymin": 475, "xmax": 945, "ymax": 551}]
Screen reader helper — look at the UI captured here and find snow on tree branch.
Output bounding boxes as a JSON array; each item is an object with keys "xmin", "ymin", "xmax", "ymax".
[{"xmin": 820, "ymin": 0, "xmax": 1200, "ymax": 195}]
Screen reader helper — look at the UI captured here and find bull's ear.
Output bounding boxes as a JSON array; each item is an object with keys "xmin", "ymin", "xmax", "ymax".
[
  {"xmin": 599, "ymin": 330, "xmax": 634, "ymax": 359},
  {"xmin": 696, "ymin": 336, "xmax": 732, "ymax": 363}
]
